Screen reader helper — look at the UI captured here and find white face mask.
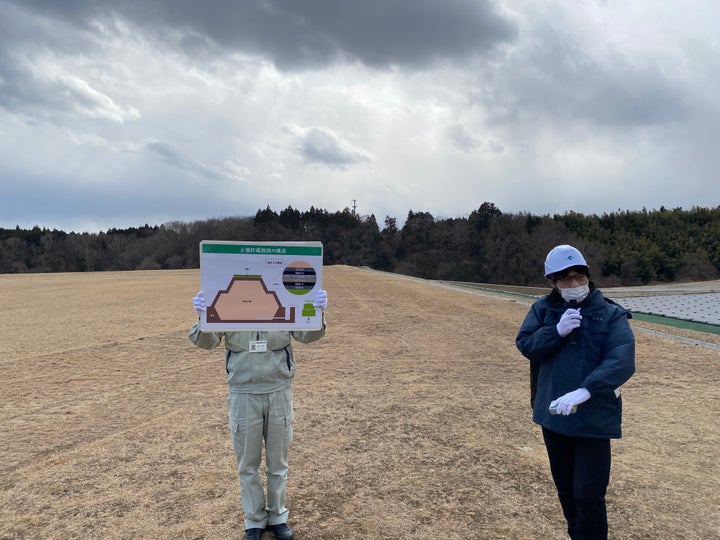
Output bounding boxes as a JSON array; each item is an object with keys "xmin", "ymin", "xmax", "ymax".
[{"xmin": 560, "ymin": 284, "xmax": 590, "ymax": 303}]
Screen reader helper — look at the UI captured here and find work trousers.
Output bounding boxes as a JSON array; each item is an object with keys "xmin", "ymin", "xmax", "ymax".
[
  {"xmin": 228, "ymin": 388, "xmax": 294, "ymax": 530},
  {"xmin": 542, "ymin": 428, "xmax": 612, "ymax": 540}
]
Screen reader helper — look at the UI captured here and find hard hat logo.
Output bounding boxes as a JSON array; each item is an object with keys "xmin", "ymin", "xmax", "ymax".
[{"xmin": 544, "ymin": 244, "xmax": 588, "ymax": 277}]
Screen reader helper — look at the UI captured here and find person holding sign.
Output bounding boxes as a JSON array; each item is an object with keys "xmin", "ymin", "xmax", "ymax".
[
  {"xmin": 515, "ymin": 245, "xmax": 635, "ymax": 540},
  {"xmin": 189, "ymin": 288, "xmax": 328, "ymax": 540}
]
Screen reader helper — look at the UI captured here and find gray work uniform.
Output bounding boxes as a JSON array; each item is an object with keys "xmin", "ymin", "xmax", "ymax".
[{"xmin": 188, "ymin": 320, "xmax": 326, "ymax": 529}]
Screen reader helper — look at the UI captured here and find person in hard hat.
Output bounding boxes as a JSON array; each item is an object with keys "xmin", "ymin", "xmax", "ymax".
[
  {"xmin": 188, "ymin": 289, "xmax": 328, "ymax": 540},
  {"xmin": 515, "ymin": 245, "xmax": 635, "ymax": 540}
]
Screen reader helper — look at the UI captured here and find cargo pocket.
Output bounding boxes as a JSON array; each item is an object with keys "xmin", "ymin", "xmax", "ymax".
[
  {"xmin": 228, "ymin": 393, "xmax": 247, "ymax": 440},
  {"xmin": 267, "ymin": 388, "xmax": 294, "ymax": 449}
]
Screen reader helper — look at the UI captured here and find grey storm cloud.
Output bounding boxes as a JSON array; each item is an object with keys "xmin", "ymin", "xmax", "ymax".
[
  {"xmin": 1, "ymin": 0, "xmax": 518, "ymax": 69},
  {"xmin": 482, "ymin": 23, "xmax": 691, "ymax": 127},
  {"xmin": 445, "ymin": 123, "xmax": 506, "ymax": 154},
  {"xmin": 1, "ymin": 0, "xmax": 719, "ymax": 233},
  {"xmin": 0, "ymin": 1, "xmax": 138, "ymax": 123},
  {"xmin": 2, "ymin": 0, "xmax": 687, "ymax": 132},
  {"xmin": 292, "ymin": 126, "xmax": 372, "ymax": 169},
  {"xmin": 145, "ymin": 141, "xmax": 237, "ymax": 182}
]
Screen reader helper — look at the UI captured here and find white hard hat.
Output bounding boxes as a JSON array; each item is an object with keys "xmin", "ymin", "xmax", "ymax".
[{"xmin": 544, "ymin": 245, "xmax": 588, "ymax": 277}]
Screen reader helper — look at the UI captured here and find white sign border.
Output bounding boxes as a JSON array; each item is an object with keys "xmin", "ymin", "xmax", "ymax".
[{"xmin": 199, "ymin": 240, "xmax": 324, "ymax": 332}]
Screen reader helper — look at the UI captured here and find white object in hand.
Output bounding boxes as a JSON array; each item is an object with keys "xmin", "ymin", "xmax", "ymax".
[
  {"xmin": 549, "ymin": 388, "xmax": 591, "ymax": 415},
  {"xmin": 556, "ymin": 308, "xmax": 582, "ymax": 337}
]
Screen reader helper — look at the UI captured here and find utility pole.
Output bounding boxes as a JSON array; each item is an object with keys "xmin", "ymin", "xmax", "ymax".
[{"xmin": 351, "ymin": 199, "xmax": 357, "ymax": 215}]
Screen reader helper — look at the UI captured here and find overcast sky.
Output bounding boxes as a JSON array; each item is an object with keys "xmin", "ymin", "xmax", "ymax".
[{"xmin": 1, "ymin": 0, "xmax": 718, "ymax": 232}]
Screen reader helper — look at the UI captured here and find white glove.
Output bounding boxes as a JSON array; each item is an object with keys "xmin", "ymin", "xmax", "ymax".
[
  {"xmin": 550, "ymin": 388, "xmax": 591, "ymax": 415},
  {"xmin": 192, "ymin": 291, "xmax": 206, "ymax": 315},
  {"xmin": 557, "ymin": 308, "xmax": 582, "ymax": 337},
  {"xmin": 313, "ymin": 289, "xmax": 328, "ymax": 309}
]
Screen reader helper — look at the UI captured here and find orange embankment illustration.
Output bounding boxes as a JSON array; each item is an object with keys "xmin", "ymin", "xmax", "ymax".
[{"xmin": 206, "ymin": 275, "xmax": 295, "ymax": 324}]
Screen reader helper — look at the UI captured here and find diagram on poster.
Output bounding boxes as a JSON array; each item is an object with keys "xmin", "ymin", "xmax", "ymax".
[{"xmin": 199, "ymin": 241, "xmax": 323, "ymax": 331}]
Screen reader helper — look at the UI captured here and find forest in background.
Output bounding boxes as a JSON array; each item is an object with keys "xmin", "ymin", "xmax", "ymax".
[{"xmin": 2, "ymin": 203, "xmax": 719, "ymax": 287}]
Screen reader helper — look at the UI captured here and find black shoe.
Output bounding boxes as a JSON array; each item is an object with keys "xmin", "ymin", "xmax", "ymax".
[
  {"xmin": 243, "ymin": 528, "xmax": 265, "ymax": 540},
  {"xmin": 267, "ymin": 523, "xmax": 294, "ymax": 539}
]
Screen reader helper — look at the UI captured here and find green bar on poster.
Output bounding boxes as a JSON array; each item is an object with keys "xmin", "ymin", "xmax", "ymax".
[{"xmin": 202, "ymin": 243, "xmax": 322, "ymax": 257}]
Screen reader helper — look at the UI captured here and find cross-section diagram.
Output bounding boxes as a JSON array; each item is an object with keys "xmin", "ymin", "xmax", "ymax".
[{"xmin": 206, "ymin": 275, "xmax": 296, "ymax": 324}]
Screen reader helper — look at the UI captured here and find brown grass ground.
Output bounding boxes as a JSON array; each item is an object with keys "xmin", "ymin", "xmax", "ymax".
[{"xmin": 0, "ymin": 266, "xmax": 718, "ymax": 539}]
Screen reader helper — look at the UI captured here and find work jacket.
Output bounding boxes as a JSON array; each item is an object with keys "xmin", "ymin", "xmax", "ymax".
[
  {"xmin": 189, "ymin": 319, "xmax": 326, "ymax": 393},
  {"xmin": 516, "ymin": 287, "xmax": 635, "ymax": 438}
]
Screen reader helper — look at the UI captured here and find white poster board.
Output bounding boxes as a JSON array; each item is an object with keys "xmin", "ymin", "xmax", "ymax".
[{"xmin": 199, "ymin": 240, "xmax": 324, "ymax": 331}]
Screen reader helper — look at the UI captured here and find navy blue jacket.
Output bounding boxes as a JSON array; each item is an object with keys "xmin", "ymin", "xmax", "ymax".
[{"xmin": 516, "ymin": 286, "xmax": 635, "ymax": 438}]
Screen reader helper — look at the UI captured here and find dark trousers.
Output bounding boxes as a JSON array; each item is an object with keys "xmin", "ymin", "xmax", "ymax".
[{"xmin": 542, "ymin": 428, "xmax": 612, "ymax": 540}]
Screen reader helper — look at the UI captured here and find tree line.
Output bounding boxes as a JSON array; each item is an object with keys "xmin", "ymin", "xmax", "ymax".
[{"xmin": 2, "ymin": 203, "xmax": 719, "ymax": 286}]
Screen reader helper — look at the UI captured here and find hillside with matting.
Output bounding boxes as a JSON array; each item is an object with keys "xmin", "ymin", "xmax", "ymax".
[{"xmin": 1, "ymin": 267, "xmax": 718, "ymax": 539}]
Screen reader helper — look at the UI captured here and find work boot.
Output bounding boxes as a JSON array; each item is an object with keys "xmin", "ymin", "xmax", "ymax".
[
  {"xmin": 243, "ymin": 528, "xmax": 265, "ymax": 540},
  {"xmin": 266, "ymin": 523, "xmax": 294, "ymax": 539}
]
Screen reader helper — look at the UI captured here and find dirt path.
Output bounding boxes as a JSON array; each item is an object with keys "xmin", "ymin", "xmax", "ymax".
[{"xmin": 1, "ymin": 267, "xmax": 718, "ymax": 539}]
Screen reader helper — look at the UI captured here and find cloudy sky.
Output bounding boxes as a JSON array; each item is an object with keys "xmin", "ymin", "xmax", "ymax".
[{"xmin": 1, "ymin": 0, "xmax": 718, "ymax": 232}]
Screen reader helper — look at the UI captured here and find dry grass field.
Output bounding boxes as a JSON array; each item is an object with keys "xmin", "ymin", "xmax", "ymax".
[{"xmin": 1, "ymin": 266, "xmax": 719, "ymax": 539}]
